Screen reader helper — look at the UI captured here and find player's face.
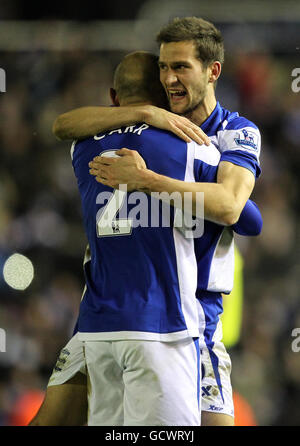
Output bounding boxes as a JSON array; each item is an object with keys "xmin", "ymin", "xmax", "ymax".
[{"xmin": 158, "ymin": 41, "xmax": 210, "ymax": 115}]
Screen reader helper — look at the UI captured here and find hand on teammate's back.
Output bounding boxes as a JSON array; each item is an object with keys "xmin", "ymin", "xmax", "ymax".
[
  {"xmin": 89, "ymin": 148, "xmax": 148, "ymax": 191},
  {"xmin": 142, "ymin": 105, "xmax": 210, "ymax": 146}
]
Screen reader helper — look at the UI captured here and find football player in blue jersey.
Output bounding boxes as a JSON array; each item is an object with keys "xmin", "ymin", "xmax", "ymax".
[
  {"xmin": 88, "ymin": 17, "xmax": 260, "ymax": 229},
  {"xmin": 87, "ymin": 19, "xmax": 261, "ymax": 426},
  {"xmin": 87, "ymin": 22, "xmax": 261, "ymax": 422},
  {"xmin": 31, "ymin": 18, "xmax": 262, "ymax": 424}
]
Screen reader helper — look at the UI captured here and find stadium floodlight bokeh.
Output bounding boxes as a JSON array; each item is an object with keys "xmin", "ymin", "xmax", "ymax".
[{"xmin": 3, "ymin": 253, "xmax": 34, "ymax": 291}]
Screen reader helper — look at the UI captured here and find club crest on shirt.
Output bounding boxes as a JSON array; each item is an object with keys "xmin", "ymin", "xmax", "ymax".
[{"xmin": 234, "ymin": 129, "xmax": 258, "ymax": 151}]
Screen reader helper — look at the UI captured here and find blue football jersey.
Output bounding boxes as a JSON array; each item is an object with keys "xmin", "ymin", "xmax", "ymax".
[
  {"xmin": 71, "ymin": 102, "xmax": 262, "ymax": 342},
  {"xmin": 194, "ymin": 102, "xmax": 261, "ymax": 297},
  {"xmin": 201, "ymin": 101, "xmax": 261, "ymax": 178},
  {"xmin": 71, "ymin": 124, "xmax": 221, "ymax": 341}
]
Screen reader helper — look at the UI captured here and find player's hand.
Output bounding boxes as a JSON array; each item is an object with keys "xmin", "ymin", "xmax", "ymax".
[
  {"xmin": 89, "ymin": 148, "xmax": 148, "ymax": 191},
  {"xmin": 142, "ymin": 105, "xmax": 210, "ymax": 146}
]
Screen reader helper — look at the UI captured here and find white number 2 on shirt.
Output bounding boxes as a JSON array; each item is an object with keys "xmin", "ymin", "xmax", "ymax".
[{"xmin": 96, "ymin": 150, "xmax": 133, "ymax": 237}]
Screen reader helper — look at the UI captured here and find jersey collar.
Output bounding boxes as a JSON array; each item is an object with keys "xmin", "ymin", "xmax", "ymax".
[{"xmin": 200, "ymin": 101, "xmax": 223, "ymax": 136}]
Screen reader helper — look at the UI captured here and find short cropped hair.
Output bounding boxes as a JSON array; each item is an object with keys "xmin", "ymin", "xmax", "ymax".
[
  {"xmin": 156, "ymin": 17, "xmax": 224, "ymax": 67},
  {"xmin": 113, "ymin": 51, "xmax": 167, "ymax": 106}
]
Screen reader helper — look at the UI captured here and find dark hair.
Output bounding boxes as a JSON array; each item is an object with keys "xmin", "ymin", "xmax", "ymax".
[
  {"xmin": 113, "ymin": 51, "xmax": 167, "ymax": 107},
  {"xmin": 156, "ymin": 17, "xmax": 224, "ymax": 67}
]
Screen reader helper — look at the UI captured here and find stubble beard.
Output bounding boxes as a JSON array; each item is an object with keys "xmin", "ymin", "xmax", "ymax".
[{"xmin": 173, "ymin": 84, "xmax": 208, "ymax": 119}]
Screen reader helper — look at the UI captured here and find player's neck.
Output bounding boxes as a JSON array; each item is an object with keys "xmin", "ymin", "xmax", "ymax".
[{"xmin": 184, "ymin": 90, "xmax": 217, "ymax": 127}]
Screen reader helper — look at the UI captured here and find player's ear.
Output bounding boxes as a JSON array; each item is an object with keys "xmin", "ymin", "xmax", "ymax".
[
  {"xmin": 208, "ymin": 61, "xmax": 221, "ymax": 83},
  {"xmin": 110, "ymin": 88, "xmax": 120, "ymax": 106}
]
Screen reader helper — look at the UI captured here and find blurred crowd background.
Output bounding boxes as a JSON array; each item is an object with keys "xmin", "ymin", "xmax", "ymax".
[{"xmin": 0, "ymin": 0, "xmax": 299, "ymax": 426}]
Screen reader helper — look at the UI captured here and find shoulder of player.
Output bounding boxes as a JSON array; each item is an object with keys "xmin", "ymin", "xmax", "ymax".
[
  {"xmin": 73, "ymin": 135, "xmax": 98, "ymax": 149},
  {"xmin": 71, "ymin": 135, "xmax": 106, "ymax": 164},
  {"xmin": 214, "ymin": 114, "xmax": 261, "ymax": 153},
  {"xmin": 192, "ymin": 141, "xmax": 220, "ymax": 166},
  {"xmin": 221, "ymin": 114, "xmax": 260, "ymax": 134},
  {"xmin": 218, "ymin": 104, "xmax": 260, "ymax": 132}
]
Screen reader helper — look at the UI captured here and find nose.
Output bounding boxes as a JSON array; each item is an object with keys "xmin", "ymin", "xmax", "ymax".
[{"xmin": 162, "ymin": 70, "xmax": 178, "ymax": 86}]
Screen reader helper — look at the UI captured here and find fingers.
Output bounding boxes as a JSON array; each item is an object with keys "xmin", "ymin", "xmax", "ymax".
[
  {"xmin": 186, "ymin": 123, "xmax": 210, "ymax": 146},
  {"xmin": 116, "ymin": 148, "xmax": 132, "ymax": 156},
  {"xmin": 89, "ymin": 168, "xmax": 98, "ymax": 176},
  {"xmin": 95, "ymin": 176, "xmax": 120, "ymax": 190},
  {"xmin": 89, "ymin": 163, "xmax": 107, "ymax": 178},
  {"xmin": 95, "ymin": 176, "xmax": 108, "ymax": 185},
  {"xmin": 146, "ymin": 107, "xmax": 210, "ymax": 145},
  {"xmin": 175, "ymin": 120, "xmax": 210, "ymax": 146},
  {"xmin": 92, "ymin": 171, "xmax": 110, "ymax": 186},
  {"xmin": 88, "ymin": 160, "xmax": 111, "ymax": 173},
  {"xmin": 192, "ymin": 127, "xmax": 210, "ymax": 146},
  {"xmin": 91, "ymin": 156, "xmax": 115, "ymax": 165},
  {"xmin": 169, "ymin": 124, "xmax": 191, "ymax": 143},
  {"xmin": 90, "ymin": 149, "xmax": 134, "ymax": 168},
  {"xmin": 171, "ymin": 121, "xmax": 206, "ymax": 146},
  {"xmin": 89, "ymin": 163, "xmax": 116, "ymax": 188},
  {"xmin": 164, "ymin": 111, "xmax": 210, "ymax": 145}
]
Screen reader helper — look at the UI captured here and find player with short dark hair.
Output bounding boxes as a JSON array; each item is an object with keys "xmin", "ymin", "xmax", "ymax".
[
  {"xmin": 157, "ymin": 16, "xmax": 224, "ymax": 68},
  {"xmin": 87, "ymin": 19, "xmax": 262, "ymax": 425}
]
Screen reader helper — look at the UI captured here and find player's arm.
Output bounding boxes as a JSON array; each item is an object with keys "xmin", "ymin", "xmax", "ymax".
[
  {"xmin": 89, "ymin": 150, "xmax": 255, "ymax": 226},
  {"xmin": 89, "ymin": 150, "xmax": 262, "ymax": 234},
  {"xmin": 142, "ymin": 161, "xmax": 255, "ymax": 226},
  {"xmin": 52, "ymin": 105, "xmax": 209, "ymax": 145},
  {"xmin": 53, "ymin": 106, "xmax": 145, "ymax": 141},
  {"xmin": 231, "ymin": 199, "xmax": 262, "ymax": 236}
]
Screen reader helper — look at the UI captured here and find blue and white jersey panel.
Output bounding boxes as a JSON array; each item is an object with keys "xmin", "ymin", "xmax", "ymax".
[
  {"xmin": 194, "ymin": 102, "xmax": 262, "ymax": 293},
  {"xmin": 71, "ymin": 125, "xmax": 214, "ymax": 342},
  {"xmin": 192, "ymin": 143, "xmax": 234, "ymax": 294},
  {"xmin": 201, "ymin": 102, "xmax": 261, "ymax": 178}
]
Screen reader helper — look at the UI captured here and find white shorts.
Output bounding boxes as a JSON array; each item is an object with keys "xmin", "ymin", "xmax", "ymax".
[
  {"xmin": 48, "ymin": 331, "xmax": 233, "ymax": 418},
  {"xmin": 48, "ymin": 332, "xmax": 86, "ymax": 386},
  {"xmin": 84, "ymin": 338, "xmax": 200, "ymax": 426},
  {"xmin": 198, "ymin": 294, "xmax": 235, "ymax": 420},
  {"xmin": 200, "ymin": 338, "xmax": 234, "ymax": 418}
]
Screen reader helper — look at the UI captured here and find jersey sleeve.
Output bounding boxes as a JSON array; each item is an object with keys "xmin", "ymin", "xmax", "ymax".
[
  {"xmin": 232, "ymin": 199, "xmax": 263, "ymax": 236},
  {"xmin": 193, "ymin": 142, "xmax": 220, "ymax": 182},
  {"xmin": 218, "ymin": 117, "xmax": 261, "ymax": 178},
  {"xmin": 71, "ymin": 137, "xmax": 102, "ymax": 181}
]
